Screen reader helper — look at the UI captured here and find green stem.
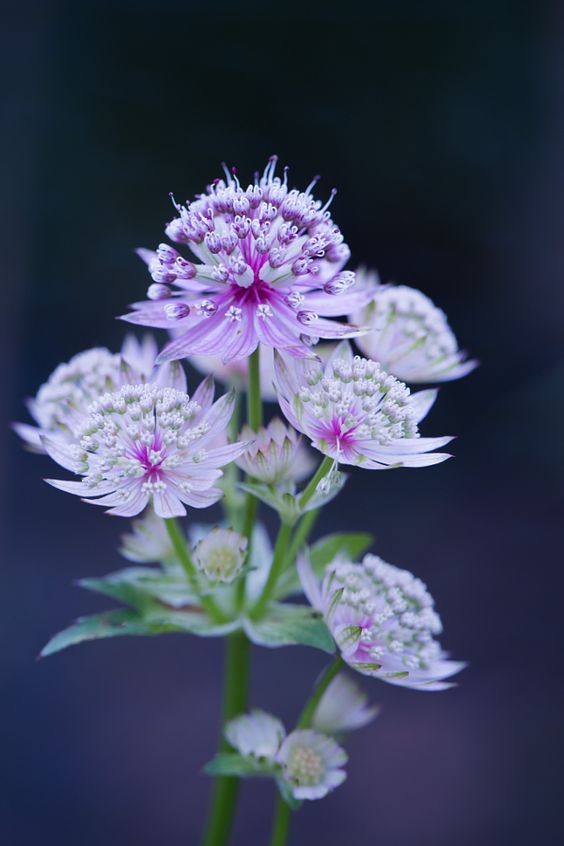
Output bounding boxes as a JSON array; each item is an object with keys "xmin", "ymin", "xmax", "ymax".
[
  {"xmin": 251, "ymin": 521, "xmax": 293, "ymax": 618},
  {"xmin": 222, "ymin": 392, "xmax": 242, "ymax": 530},
  {"xmin": 201, "ymin": 633, "xmax": 251, "ymax": 846},
  {"xmin": 298, "ymin": 455, "xmax": 334, "ymax": 511},
  {"xmin": 246, "ymin": 347, "xmax": 262, "ymax": 430},
  {"xmin": 296, "ymin": 655, "xmax": 344, "ymax": 728},
  {"xmin": 269, "ymin": 801, "xmax": 291, "ymax": 846},
  {"xmin": 285, "ymin": 508, "xmax": 319, "ymax": 571},
  {"xmin": 164, "ymin": 518, "xmax": 224, "ymax": 622},
  {"xmin": 268, "ymin": 656, "xmax": 344, "ymax": 846},
  {"xmin": 237, "ymin": 347, "xmax": 263, "ymax": 611}
]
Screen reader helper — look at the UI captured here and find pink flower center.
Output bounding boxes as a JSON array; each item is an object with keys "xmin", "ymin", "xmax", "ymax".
[{"xmin": 131, "ymin": 436, "xmax": 166, "ymax": 481}]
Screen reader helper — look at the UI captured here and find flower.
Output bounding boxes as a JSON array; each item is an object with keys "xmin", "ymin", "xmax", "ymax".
[
  {"xmin": 225, "ymin": 710, "xmax": 286, "ymax": 759},
  {"xmin": 312, "ymin": 674, "xmax": 379, "ymax": 734},
  {"xmin": 298, "ymin": 553, "xmax": 465, "ymax": 691},
  {"xmin": 352, "ymin": 270, "xmax": 477, "ymax": 383},
  {"xmin": 193, "ymin": 527, "xmax": 247, "ymax": 584},
  {"xmin": 274, "ymin": 340, "xmax": 453, "ymax": 469},
  {"xmin": 14, "ymin": 334, "xmax": 185, "ymax": 451},
  {"xmin": 236, "ymin": 418, "xmax": 314, "ymax": 485},
  {"xmin": 190, "ymin": 346, "xmax": 278, "ymax": 402},
  {"xmin": 121, "ymin": 157, "xmax": 372, "ymax": 362},
  {"xmin": 223, "ymin": 711, "xmax": 347, "ymax": 800},
  {"xmin": 276, "ymin": 729, "xmax": 347, "ymax": 800},
  {"xmin": 43, "ymin": 380, "xmax": 248, "ymax": 518},
  {"xmin": 120, "ymin": 510, "xmax": 177, "ymax": 564}
]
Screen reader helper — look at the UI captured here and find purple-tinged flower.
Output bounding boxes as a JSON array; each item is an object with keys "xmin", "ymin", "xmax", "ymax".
[
  {"xmin": 236, "ymin": 418, "xmax": 314, "ymax": 486},
  {"xmin": 312, "ymin": 673, "xmax": 379, "ymax": 734},
  {"xmin": 225, "ymin": 711, "xmax": 286, "ymax": 760},
  {"xmin": 274, "ymin": 341, "xmax": 453, "ymax": 469},
  {"xmin": 352, "ymin": 270, "xmax": 478, "ymax": 383},
  {"xmin": 43, "ymin": 380, "xmax": 247, "ymax": 518},
  {"xmin": 121, "ymin": 157, "xmax": 371, "ymax": 362},
  {"xmin": 193, "ymin": 528, "xmax": 247, "ymax": 584},
  {"xmin": 276, "ymin": 730, "xmax": 347, "ymax": 800},
  {"xmin": 298, "ymin": 553, "xmax": 465, "ymax": 691},
  {"xmin": 14, "ymin": 335, "xmax": 185, "ymax": 452}
]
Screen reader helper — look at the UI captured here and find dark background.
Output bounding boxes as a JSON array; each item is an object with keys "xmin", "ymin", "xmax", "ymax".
[{"xmin": 2, "ymin": 2, "xmax": 563, "ymax": 844}]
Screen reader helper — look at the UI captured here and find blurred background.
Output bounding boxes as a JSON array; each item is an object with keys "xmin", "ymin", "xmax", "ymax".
[{"xmin": 2, "ymin": 1, "xmax": 563, "ymax": 844}]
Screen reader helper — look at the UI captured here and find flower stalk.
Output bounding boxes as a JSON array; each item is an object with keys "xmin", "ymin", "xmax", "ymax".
[{"xmin": 164, "ymin": 518, "xmax": 225, "ymax": 622}]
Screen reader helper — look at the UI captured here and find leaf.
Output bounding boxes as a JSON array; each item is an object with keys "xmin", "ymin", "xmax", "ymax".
[
  {"xmin": 309, "ymin": 532, "xmax": 374, "ymax": 573},
  {"xmin": 245, "ymin": 603, "xmax": 335, "ymax": 654},
  {"xmin": 40, "ymin": 609, "xmax": 181, "ymax": 657},
  {"xmin": 79, "ymin": 565, "xmax": 196, "ymax": 610},
  {"xmin": 238, "ymin": 482, "xmax": 299, "ymax": 526},
  {"xmin": 144, "ymin": 608, "xmax": 240, "ymax": 638},
  {"xmin": 276, "ymin": 532, "xmax": 373, "ymax": 599},
  {"xmin": 204, "ymin": 753, "xmax": 276, "ymax": 778}
]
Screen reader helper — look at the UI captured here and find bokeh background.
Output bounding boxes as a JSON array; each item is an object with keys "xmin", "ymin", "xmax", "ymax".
[{"xmin": 2, "ymin": 1, "xmax": 563, "ymax": 844}]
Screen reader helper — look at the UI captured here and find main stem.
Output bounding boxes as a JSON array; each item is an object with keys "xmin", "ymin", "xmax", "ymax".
[
  {"xmin": 268, "ymin": 656, "xmax": 344, "ymax": 846},
  {"xmin": 201, "ymin": 633, "xmax": 250, "ymax": 846},
  {"xmin": 202, "ymin": 347, "xmax": 262, "ymax": 846}
]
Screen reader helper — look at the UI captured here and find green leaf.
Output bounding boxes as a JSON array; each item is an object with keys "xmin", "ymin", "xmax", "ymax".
[
  {"xmin": 204, "ymin": 753, "xmax": 276, "ymax": 778},
  {"xmin": 238, "ymin": 482, "xmax": 299, "ymax": 526},
  {"xmin": 245, "ymin": 602, "xmax": 335, "ymax": 654},
  {"xmin": 309, "ymin": 532, "xmax": 374, "ymax": 573},
  {"xmin": 276, "ymin": 532, "xmax": 373, "ymax": 599},
  {"xmin": 40, "ymin": 609, "xmax": 181, "ymax": 657},
  {"xmin": 79, "ymin": 564, "xmax": 196, "ymax": 610},
  {"xmin": 144, "ymin": 608, "xmax": 240, "ymax": 638}
]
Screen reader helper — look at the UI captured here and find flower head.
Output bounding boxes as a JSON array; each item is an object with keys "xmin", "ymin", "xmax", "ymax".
[
  {"xmin": 276, "ymin": 729, "xmax": 347, "ymax": 800},
  {"xmin": 298, "ymin": 553, "xmax": 465, "ymax": 691},
  {"xmin": 312, "ymin": 673, "xmax": 379, "ymax": 734},
  {"xmin": 14, "ymin": 335, "xmax": 185, "ymax": 451},
  {"xmin": 274, "ymin": 341, "xmax": 453, "ymax": 469},
  {"xmin": 236, "ymin": 418, "xmax": 314, "ymax": 485},
  {"xmin": 120, "ymin": 510, "xmax": 176, "ymax": 564},
  {"xmin": 352, "ymin": 271, "xmax": 477, "ymax": 383},
  {"xmin": 122, "ymin": 157, "xmax": 371, "ymax": 362},
  {"xmin": 225, "ymin": 710, "xmax": 285, "ymax": 759},
  {"xmin": 43, "ymin": 379, "xmax": 247, "ymax": 518},
  {"xmin": 193, "ymin": 527, "xmax": 247, "ymax": 584}
]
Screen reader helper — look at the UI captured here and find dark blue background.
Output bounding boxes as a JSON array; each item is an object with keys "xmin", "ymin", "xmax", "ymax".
[{"xmin": 2, "ymin": 2, "xmax": 563, "ymax": 844}]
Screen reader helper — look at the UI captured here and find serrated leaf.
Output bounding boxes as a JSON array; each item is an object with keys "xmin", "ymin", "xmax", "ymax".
[
  {"xmin": 245, "ymin": 602, "xmax": 335, "ymax": 654},
  {"xmin": 40, "ymin": 609, "xmax": 181, "ymax": 657},
  {"xmin": 238, "ymin": 482, "xmax": 299, "ymax": 525},
  {"xmin": 204, "ymin": 753, "xmax": 276, "ymax": 778},
  {"xmin": 79, "ymin": 565, "xmax": 196, "ymax": 610},
  {"xmin": 144, "ymin": 608, "xmax": 240, "ymax": 638},
  {"xmin": 276, "ymin": 532, "xmax": 373, "ymax": 599}
]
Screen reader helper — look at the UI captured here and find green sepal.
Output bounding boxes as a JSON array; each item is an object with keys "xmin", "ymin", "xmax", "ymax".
[
  {"xmin": 204, "ymin": 753, "xmax": 276, "ymax": 778},
  {"xmin": 276, "ymin": 777, "xmax": 302, "ymax": 810},
  {"xmin": 244, "ymin": 602, "xmax": 335, "ymax": 654}
]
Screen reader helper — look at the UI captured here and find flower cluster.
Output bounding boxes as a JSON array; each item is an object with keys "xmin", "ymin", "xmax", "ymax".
[
  {"xmin": 14, "ymin": 335, "xmax": 185, "ymax": 451},
  {"xmin": 44, "ymin": 381, "xmax": 247, "ymax": 518},
  {"xmin": 122, "ymin": 157, "xmax": 371, "ymax": 362},
  {"xmin": 299, "ymin": 552, "xmax": 464, "ymax": 690},
  {"xmin": 275, "ymin": 341, "xmax": 452, "ymax": 469},
  {"xmin": 225, "ymin": 710, "xmax": 347, "ymax": 801},
  {"xmin": 352, "ymin": 269, "xmax": 477, "ymax": 383}
]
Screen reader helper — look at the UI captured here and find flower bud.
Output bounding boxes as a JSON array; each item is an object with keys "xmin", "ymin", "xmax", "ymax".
[{"xmin": 193, "ymin": 528, "xmax": 247, "ymax": 584}]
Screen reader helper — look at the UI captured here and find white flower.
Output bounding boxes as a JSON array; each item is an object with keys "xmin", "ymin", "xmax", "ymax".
[
  {"xmin": 193, "ymin": 528, "xmax": 247, "ymax": 584},
  {"xmin": 312, "ymin": 674, "xmax": 379, "ymax": 734},
  {"xmin": 225, "ymin": 710, "xmax": 285, "ymax": 759},
  {"xmin": 14, "ymin": 334, "xmax": 186, "ymax": 451},
  {"xmin": 120, "ymin": 510, "xmax": 176, "ymax": 564},
  {"xmin": 352, "ymin": 271, "xmax": 477, "ymax": 383},
  {"xmin": 276, "ymin": 729, "xmax": 347, "ymax": 800},
  {"xmin": 236, "ymin": 418, "xmax": 315, "ymax": 485},
  {"xmin": 274, "ymin": 340, "xmax": 453, "ymax": 469},
  {"xmin": 299, "ymin": 552, "xmax": 465, "ymax": 691}
]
